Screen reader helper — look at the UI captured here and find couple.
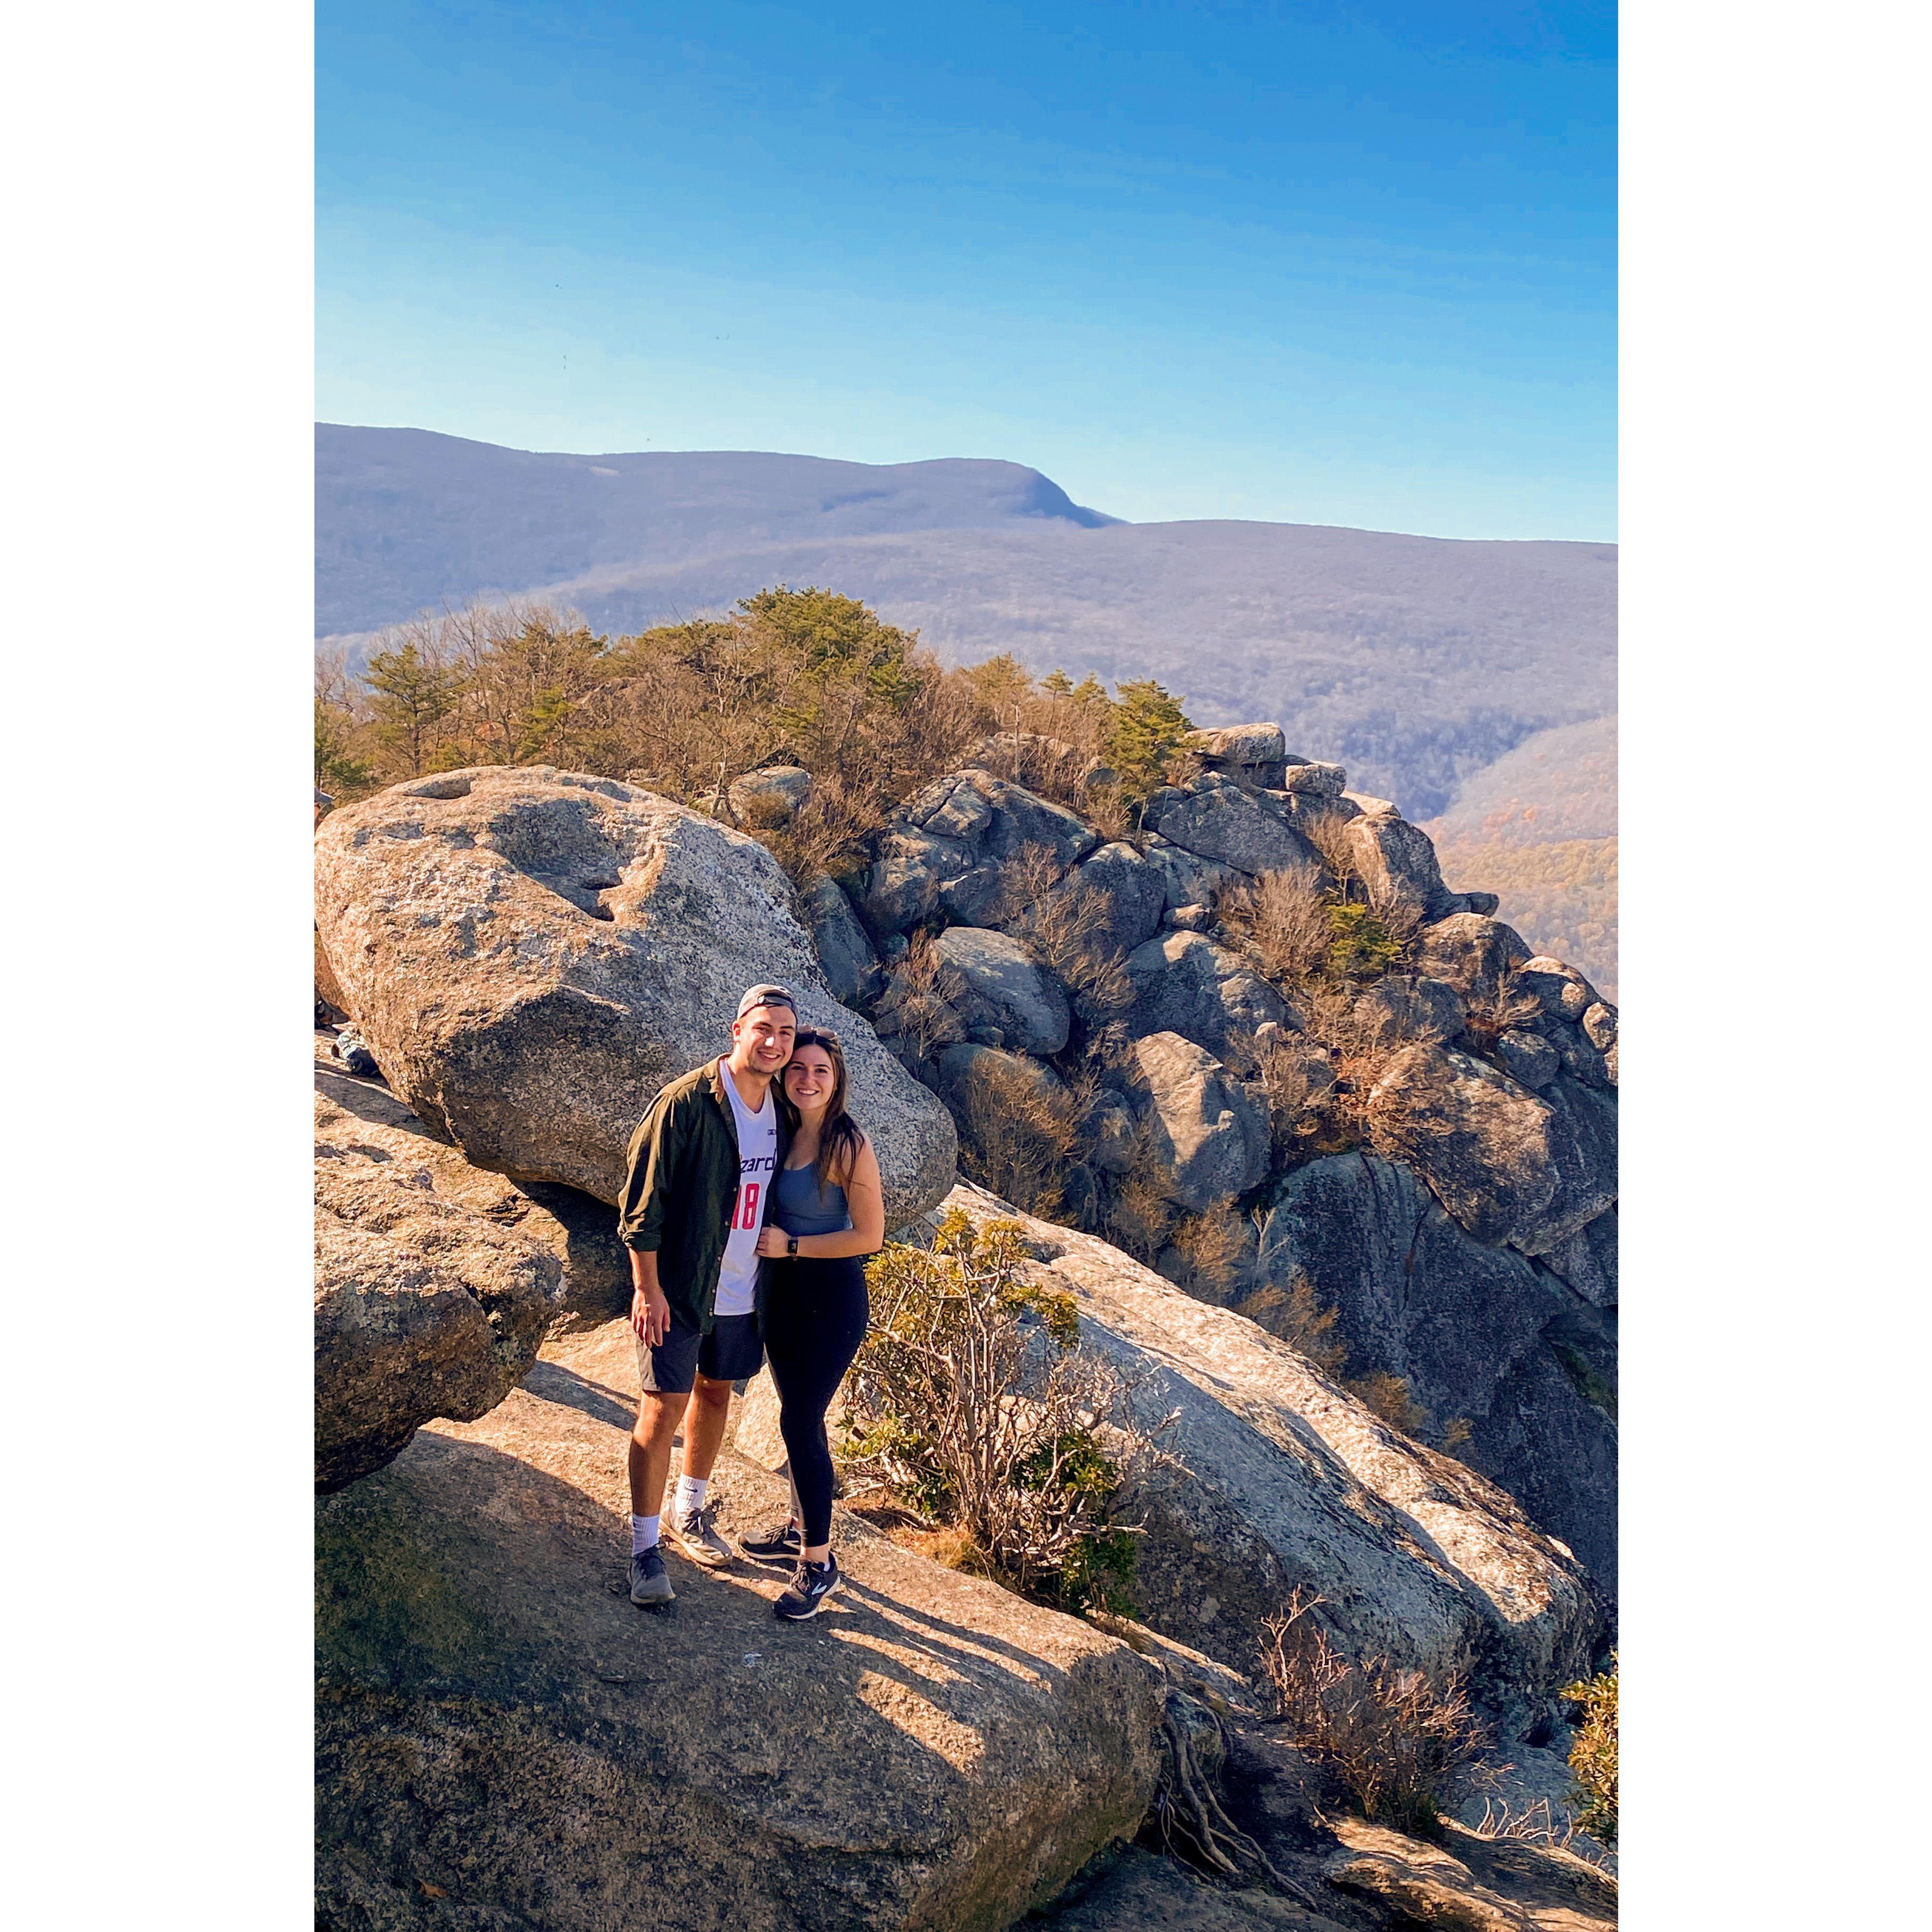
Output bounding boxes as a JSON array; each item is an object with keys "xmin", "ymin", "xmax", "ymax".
[{"xmin": 615, "ymin": 983, "xmax": 884, "ymax": 1622}]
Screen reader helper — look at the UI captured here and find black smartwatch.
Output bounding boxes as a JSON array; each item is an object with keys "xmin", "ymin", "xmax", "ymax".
[{"xmin": 786, "ymin": 1236, "xmax": 800, "ymax": 1258}]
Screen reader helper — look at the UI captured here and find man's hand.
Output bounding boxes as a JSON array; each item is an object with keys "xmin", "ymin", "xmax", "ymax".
[
  {"xmin": 754, "ymin": 1226, "xmax": 793, "ymax": 1259},
  {"xmin": 631, "ymin": 1283, "xmax": 672, "ymax": 1347},
  {"xmin": 627, "ymin": 1247, "xmax": 670, "ymax": 1345}
]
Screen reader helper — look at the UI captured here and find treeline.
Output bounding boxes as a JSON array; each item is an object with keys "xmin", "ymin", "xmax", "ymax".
[{"xmin": 317, "ymin": 587, "xmax": 1194, "ymax": 879}]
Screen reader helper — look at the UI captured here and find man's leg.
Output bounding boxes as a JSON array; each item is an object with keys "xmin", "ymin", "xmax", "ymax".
[
  {"xmin": 629, "ymin": 1389, "xmax": 688, "ymax": 1522},
  {"xmin": 664, "ymin": 1373, "xmax": 737, "ymax": 1567},
  {"xmin": 681, "ymin": 1374, "xmax": 734, "ymax": 1481}
]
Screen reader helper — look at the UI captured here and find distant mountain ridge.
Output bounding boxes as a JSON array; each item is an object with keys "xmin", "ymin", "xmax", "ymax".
[
  {"xmin": 317, "ymin": 424, "xmax": 1615, "ymax": 823},
  {"xmin": 317, "ymin": 426, "xmax": 1116, "ymax": 638}
]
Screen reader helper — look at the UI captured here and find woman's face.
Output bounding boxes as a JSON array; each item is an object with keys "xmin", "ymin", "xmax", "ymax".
[{"xmin": 784, "ymin": 1045, "xmax": 837, "ymax": 1112}]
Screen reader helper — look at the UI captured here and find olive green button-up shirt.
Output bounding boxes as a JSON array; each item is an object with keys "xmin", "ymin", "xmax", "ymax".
[{"xmin": 617, "ymin": 1057, "xmax": 793, "ymax": 1335}]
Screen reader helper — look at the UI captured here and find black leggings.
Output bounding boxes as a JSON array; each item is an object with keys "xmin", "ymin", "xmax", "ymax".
[{"xmin": 762, "ymin": 1256, "xmax": 869, "ymax": 1547}]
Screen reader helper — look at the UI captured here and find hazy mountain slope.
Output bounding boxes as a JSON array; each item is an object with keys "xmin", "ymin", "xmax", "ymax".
[
  {"xmin": 1421, "ymin": 716, "xmax": 1618, "ymax": 996},
  {"xmin": 318, "ymin": 427, "xmax": 1615, "ymax": 817},
  {"xmin": 317, "ymin": 425, "xmax": 1115, "ymax": 637}
]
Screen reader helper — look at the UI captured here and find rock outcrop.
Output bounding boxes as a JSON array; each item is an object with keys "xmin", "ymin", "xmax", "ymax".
[
  {"xmin": 935, "ymin": 1185, "xmax": 1602, "ymax": 1710},
  {"xmin": 317, "ymin": 1322, "xmax": 1167, "ymax": 1932},
  {"xmin": 314, "ymin": 1093, "xmax": 564, "ymax": 1493},
  {"xmin": 312, "ymin": 767, "xmax": 957, "ymax": 1225},
  {"xmin": 315, "ymin": 1036, "xmax": 632, "ymax": 1332},
  {"xmin": 1254, "ymin": 1153, "xmax": 1618, "ymax": 1584},
  {"xmin": 1126, "ymin": 1033, "xmax": 1272, "ymax": 1212},
  {"xmin": 1122, "ymin": 931, "xmax": 1292, "ymax": 1073},
  {"xmin": 933, "ymin": 926, "xmax": 1072, "ymax": 1055},
  {"xmin": 814, "ymin": 728, "xmax": 1618, "ymax": 1605}
]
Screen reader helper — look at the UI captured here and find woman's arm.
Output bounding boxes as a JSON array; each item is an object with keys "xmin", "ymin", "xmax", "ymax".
[{"xmin": 752, "ymin": 1136, "xmax": 887, "ymax": 1259}]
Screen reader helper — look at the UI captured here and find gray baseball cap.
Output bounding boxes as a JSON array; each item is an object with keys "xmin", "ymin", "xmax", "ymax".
[{"xmin": 736, "ymin": 982, "xmax": 797, "ymax": 1019}]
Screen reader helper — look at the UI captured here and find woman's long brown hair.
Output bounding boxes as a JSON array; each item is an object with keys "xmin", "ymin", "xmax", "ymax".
[{"xmin": 782, "ymin": 1028, "xmax": 865, "ymax": 1186}]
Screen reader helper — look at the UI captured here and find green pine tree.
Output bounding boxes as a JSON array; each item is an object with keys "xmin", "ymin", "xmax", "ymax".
[
  {"xmin": 1102, "ymin": 679, "xmax": 1193, "ymax": 797},
  {"xmin": 365, "ymin": 642, "xmax": 463, "ymax": 776}
]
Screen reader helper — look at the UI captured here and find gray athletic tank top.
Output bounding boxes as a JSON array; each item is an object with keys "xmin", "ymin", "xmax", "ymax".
[{"xmin": 772, "ymin": 1160, "xmax": 852, "ymax": 1236}]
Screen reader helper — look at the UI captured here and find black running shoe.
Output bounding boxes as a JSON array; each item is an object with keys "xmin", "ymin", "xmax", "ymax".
[
  {"xmin": 738, "ymin": 1520, "xmax": 802, "ymax": 1571},
  {"xmin": 629, "ymin": 1544, "xmax": 674, "ymax": 1605},
  {"xmin": 773, "ymin": 1555, "xmax": 841, "ymax": 1621}
]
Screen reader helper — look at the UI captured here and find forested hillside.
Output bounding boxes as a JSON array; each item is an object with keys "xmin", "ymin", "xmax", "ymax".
[{"xmin": 1421, "ymin": 717, "xmax": 1618, "ymax": 997}]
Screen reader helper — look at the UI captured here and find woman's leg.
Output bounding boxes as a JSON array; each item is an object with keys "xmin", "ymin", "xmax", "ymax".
[{"xmin": 770, "ymin": 1264, "xmax": 869, "ymax": 1563}]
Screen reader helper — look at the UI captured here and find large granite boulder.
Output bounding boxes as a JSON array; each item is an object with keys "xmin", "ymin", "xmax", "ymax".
[
  {"xmin": 931, "ymin": 926, "xmax": 1071, "ymax": 1055},
  {"xmin": 935, "ymin": 1186, "xmax": 1602, "ymax": 1707},
  {"xmin": 905, "ymin": 768, "xmax": 1099, "ymax": 870},
  {"xmin": 1517, "ymin": 956, "xmax": 1598, "ymax": 1021},
  {"xmin": 1139, "ymin": 835, "xmax": 1246, "ymax": 916},
  {"xmin": 855, "ymin": 825, "xmax": 976, "ymax": 935},
  {"xmin": 314, "ymin": 1126, "xmax": 563, "ymax": 1494},
  {"xmin": 315, "ymin": 1039, "xmax": 629, "ymax": 1334},
  {"xmin": 1543, "ymin": 1208, "xmax": 1618, "ymax": 1310},
  {"xmin": 1369, "ymin": 1047, "xmax": 1618, "ymax": 1258},
  {"xmin": 1056, "ymin": 840, "xmax": 1167, "ymax": 959},
  {"xmin": 727, "ymin": 763, "xmax": 813, "ymax": 826},
  {"xmin": 1180, "ymin": 721, "xmax": 1289, "ymax": 789},
  {"xmin": 318, "ymin": 1331, "xmax": 1165, "ymax": 1932},
  {"xmin": 1255, "ymin": 1153, "xmax": 1618, "ymax": 1587},
  {"xmin": 1127, "ymin": 1032, "xmax": 1272, "ymax": 1212},
  {"xmin": 1341, "ymin": 799, "xmax": 1456, "ymax": 918},
  {"xmin": 1412, "ymin": 914, "xmax": 1535, "ymax": 1005},
  {"xmin": 1123, "ymin": 931, "xmax": 1295, "ymax": 1071},
  {"xmin": 1276, "ymin": 753, "xmax": 1349, "ymax": 796},
  {"xmin": 1144, "ymin": 773, "xmax": 1321, "ymax": 877},
  {"xmin": 855, "ymin": 769, "xmax": 1100, "ymax": 939},
  {"xmin": 313, "ymin": 768, "xmax": 957, "ymax": 1225},
  {"xmin": 800, "ymin": 873, "xmax": 885, "ymax": 1006}
]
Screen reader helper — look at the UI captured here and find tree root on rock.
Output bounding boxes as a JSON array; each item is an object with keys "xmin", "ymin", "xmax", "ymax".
[{"xmin": 1143, "ymin": 1687, "xmax": 1322, "ymax": 1911}]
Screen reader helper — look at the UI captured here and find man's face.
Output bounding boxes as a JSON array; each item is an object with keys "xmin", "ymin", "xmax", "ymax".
[{"xmin": 731, "ymin": 1005, "xmax": 796, "ymax": 1074}]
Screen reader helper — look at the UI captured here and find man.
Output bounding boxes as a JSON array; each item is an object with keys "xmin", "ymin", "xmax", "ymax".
[{"xmin": 617, "ymin": 985, "xmax": 795, "ymax": 1604}]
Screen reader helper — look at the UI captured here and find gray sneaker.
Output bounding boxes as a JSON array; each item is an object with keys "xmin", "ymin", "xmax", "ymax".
[
  {"xmin": 629, "ymin": 1545, "xmax": 674, "ymax": 1604},
  {"xmin": 666, "ymin": 1499, "xmax": 734, "ymax": 1569}
]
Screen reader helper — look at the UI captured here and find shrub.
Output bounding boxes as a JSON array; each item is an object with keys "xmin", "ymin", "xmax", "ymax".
[
  {"xmin": 1561, "ymin": 1658, "xmax": 1618, "ymax": 1846},
  {"xmin": 1296, "ymin": 803, "xmax": 1361, "ymax": 890},
  {"xmin": 1161, "ymin": 1211, "xmax": 1252, "ymax": 1304},
  {"xmin": 749, "ymin": 776, "xmax": 885, "ymax": 888},
  {"xmin": 1102, "ymin": 679, "xmax": 1194, "ymax": 801},
  {"xmin": 1344, "ymin": 1370, "xmax": 1430, "ymax": 1437},
  {"xmin": 1224, "ymin": 863, "xmax": 1330, "ymax": 985},
  {"xmin": 1461, "ymin": 990, "xmax": 1542, "ymax": 1058},
  {"xmin": 1000, "ymin": 843, "xmax": 1134, "ymax": 1016},
  {"xmin": 952, "ymin": 1057, "xmax": 1083, "ymax": 1220},
  {"xmin": 1234, "ymin": 1270, "xmax": 1348, "ymax": 1375},
  {"xmin": 1325, "ymin": 901, "xmax": 1404, "ymax": 982},
  {"xmin": 869, "ymin": 933, "xmax": 966, "ymax": 1065},
  {"xmin": 843, "ymin": 1210, "xmax": 1170, "ymax": 1611},
  {"xmin": 1260, "ymin": 1589, "xmax": 1490, "ymax": 1837}
]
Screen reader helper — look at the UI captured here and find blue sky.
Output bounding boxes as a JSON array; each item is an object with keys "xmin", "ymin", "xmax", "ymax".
[{"xmin": 318, "ymin": 2, "xmax": 1615, "ymax": 538}]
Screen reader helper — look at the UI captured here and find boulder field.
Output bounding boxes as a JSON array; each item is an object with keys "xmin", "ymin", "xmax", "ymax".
[{"xmin": 827, "ymin": 740, "xmax": 1615, "ymax": 1599}]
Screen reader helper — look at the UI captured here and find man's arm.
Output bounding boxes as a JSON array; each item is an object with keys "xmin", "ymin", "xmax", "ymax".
[{"xmin": 618, "ymin": 1090, "xmax": 685, "ymax": 1347}]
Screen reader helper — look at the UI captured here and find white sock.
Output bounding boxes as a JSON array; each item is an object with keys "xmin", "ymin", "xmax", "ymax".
[
  {"xmin": 674, "ymin": 1473, "xmax": 709, "ymax": 1515},
  {"xmin": 631, "ymin": 1514, "xmax": 660, "ymax": 1555}
]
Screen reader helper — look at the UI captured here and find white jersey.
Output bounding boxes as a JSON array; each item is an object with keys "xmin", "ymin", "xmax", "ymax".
[{"xmin": 713, "ymin": 1072, "xmax": 779, "ymax": 1317}]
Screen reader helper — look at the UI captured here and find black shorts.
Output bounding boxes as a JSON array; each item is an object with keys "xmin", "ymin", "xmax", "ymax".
[{"xmin": 637, "ymin": 1311, "xmax": 764, "ymax": 1395}]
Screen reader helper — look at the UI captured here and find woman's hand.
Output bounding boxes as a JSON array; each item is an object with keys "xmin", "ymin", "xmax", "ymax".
[{"xmin": 754, "ymin": 1225, "xmax": 792, "ymax": 1259}]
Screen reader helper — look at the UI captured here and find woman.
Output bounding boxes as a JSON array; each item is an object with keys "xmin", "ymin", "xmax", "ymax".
[{"xmin": 741, "ymin": 1027, "xmax": 885, "ymax": 1620}]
